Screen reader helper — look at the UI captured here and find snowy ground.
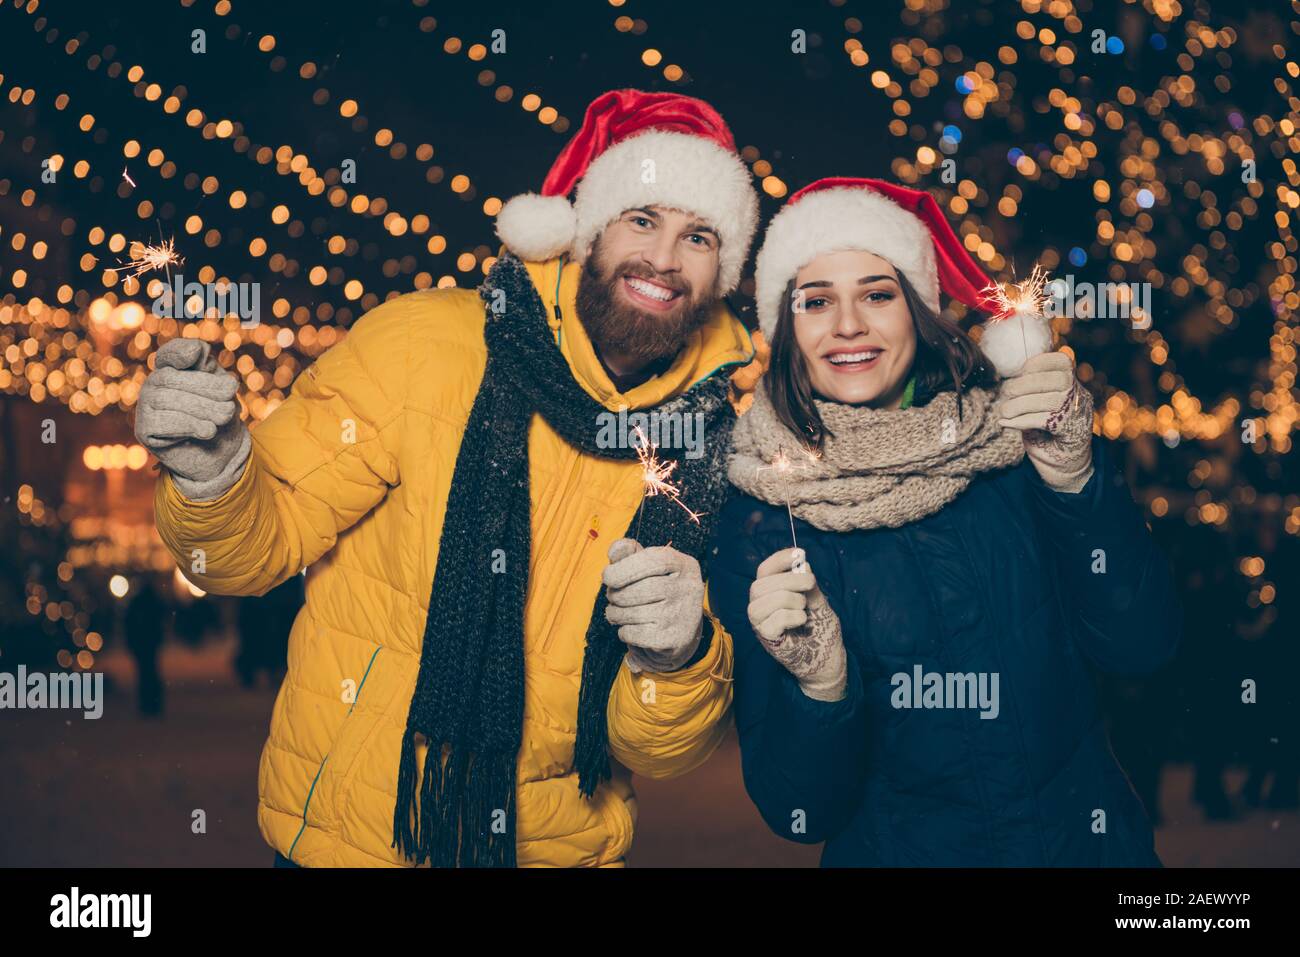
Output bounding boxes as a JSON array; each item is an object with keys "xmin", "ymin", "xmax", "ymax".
[{"xmin": 1, "ymin": 643, "xmax": 1295, "ymax": 867}]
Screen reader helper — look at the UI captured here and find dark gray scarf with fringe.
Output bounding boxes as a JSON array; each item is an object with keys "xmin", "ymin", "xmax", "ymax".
[{"xmin": 392, "ymin": 253, "xmax": 737, "ymax": 867}]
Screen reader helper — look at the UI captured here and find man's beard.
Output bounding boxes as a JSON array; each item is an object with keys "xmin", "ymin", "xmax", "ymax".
[{"xmin": 575, "ymin": 246, "xmax": 719, "ymax": 369}]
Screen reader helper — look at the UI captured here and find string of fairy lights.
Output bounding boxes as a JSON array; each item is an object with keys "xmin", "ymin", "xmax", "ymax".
[
  {"xmin": 0, "ymin": 69, "xmax": 341, "ymax": 422},
  {"xmin": 48, "ymin": 0, "xmax": 462, "ymax": 291},
  {"xmin": 0, "ymin": 0, "xmax": 501, "ymax": 428},
  {"xmin": 1, "ymin": 0, "xmax": 1293, "ymax": 457},
  {"xmin": 4, "ymin": 0, "xmax": 1300, "ymax": 669},
  {"xmin": 0, "ymin": 0, "xmax": 807, "ymax": 436}
]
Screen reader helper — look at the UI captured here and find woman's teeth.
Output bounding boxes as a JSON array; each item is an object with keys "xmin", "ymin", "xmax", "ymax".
[
  {"xmin": 625, "ymin": 277, "xmax": 677, "ymax": 301},
  {"xmin": 828, "ymin": 350, "xmax": 881, "ymax": 365}
]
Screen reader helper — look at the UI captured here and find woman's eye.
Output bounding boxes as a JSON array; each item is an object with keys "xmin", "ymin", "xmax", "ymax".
[
  {"xmin": 865, "ymin": 290, "xmax": 894, "ymax": 303},
  {"xmin": 805, "ymin": 297, "xmax": 829, "ymax": 310}
]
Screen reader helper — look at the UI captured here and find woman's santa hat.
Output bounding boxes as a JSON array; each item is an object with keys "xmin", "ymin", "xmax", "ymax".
[
  {"xmin": 494, "ymin": 89, "xmax": 759, "ymax": 294},
  {"xmin": 754, "ymin": 177, "xmax": 1052, "ymax": 376}
]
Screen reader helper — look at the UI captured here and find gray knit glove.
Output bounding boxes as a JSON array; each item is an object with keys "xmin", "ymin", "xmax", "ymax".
[
  {"xmin": 135, "ymin": 339, "xmax": 250, "ymax": 501},
  {"xmin": 747, "ymin": 547, "xmax": 848, "ymax": 702},
  {"xmin": 997, "ymin": 351, "xmax": 1096, "ymax": 494},
  {"xmin": 604, "ymin": 538, "xmax": 705, "ymax": 674}
]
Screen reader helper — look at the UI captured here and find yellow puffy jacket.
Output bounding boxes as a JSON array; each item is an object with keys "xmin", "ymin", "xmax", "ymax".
[{"xmin": 153, "ymin": 257, "xmax": 756, "ymax": 867}]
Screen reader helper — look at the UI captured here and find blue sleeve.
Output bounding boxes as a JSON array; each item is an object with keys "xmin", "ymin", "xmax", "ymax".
[
  {"xmin": 707, "ymin": 499, "xmax": 870, "ymax": 844},
  {"xmin": 1027, "ymin": 434, "xmax": 1182, "ymax": 675}
]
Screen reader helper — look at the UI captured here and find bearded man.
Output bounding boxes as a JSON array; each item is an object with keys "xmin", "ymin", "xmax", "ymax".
[{"xmin": 134, "ymin": 89, "xmax": 760, "ymax": 867}]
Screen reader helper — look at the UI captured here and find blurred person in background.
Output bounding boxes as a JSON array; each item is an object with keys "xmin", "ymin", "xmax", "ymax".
[{"xmin": 123, "ymin": 576, "xmax": 167, "ymax": 717}]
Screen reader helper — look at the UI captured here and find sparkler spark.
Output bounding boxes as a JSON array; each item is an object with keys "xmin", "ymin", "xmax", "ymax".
[
  {"xmin": 109, "ymin": 238, "xmax": 183, "ymax": 280},
  {"xmin": 121, "ymin": 166, "xmax": 136, "ymax": 188},
  {"xmin": 631, "ymin": 426, "xmax": 701, "ymax": 539},
  {"xmin": 981, "ymin": 263, "xmax": 1051, "ymax": 320}
]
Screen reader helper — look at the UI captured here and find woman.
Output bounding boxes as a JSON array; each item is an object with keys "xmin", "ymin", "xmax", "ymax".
[{"xmin": 708, "ymin": 178, "xmax": 1181, "ymax": 866}]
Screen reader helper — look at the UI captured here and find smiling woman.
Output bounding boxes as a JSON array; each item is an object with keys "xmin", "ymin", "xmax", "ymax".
[
  {"xmin": 767, "ymin": 248, "xmax": 994, "ymax": 450},
  {"xmin": 708, "ymin": 178, "xmax": 1181, "ymax": 867}
]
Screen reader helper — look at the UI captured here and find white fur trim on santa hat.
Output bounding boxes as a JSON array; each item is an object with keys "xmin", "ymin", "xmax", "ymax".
[
  {"xmin": 754, "ymin": 187, "xmax": 940, "ymax": 340},
  {"xmin": 495, "ymin": 130, "xmax": 758, "ymax": 295},
  {"xmin": 493, "ymin": 193, "xmax": 578, "ymax": 263},
  {"xmin": 975, "ymin": 307, "xmax": 1054, "ymax": 377}
]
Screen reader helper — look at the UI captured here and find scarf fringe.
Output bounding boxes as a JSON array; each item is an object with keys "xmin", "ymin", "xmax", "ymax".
[
  {"xmin": 573, "ymin": 595, "xmax": 631, "ymax": 797},
  {"xmin": 392, "ymin": 731, "xmax": 419, "ymax": 860},
  {"xmin": 392, "ymin": 733, "xmax": 518, "ymax": 867}
]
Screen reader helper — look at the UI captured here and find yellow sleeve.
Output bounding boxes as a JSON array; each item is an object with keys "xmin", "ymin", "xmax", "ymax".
[
  {"xmin": 605, "ymin": 590, "xmax": 735, "ymax": 779},
  {"xmin": 152, "ymin": 295, "xmax": 412, "ymax": 597}
]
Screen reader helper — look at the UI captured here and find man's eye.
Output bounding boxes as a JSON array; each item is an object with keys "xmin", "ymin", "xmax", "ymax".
[
  {"xmin": 631, "ymin": 216, "xmax": 652, "ymax": 228},
  {"xmin": 685, "ymin": 234, "xmax": 711, "ymax": 247}
]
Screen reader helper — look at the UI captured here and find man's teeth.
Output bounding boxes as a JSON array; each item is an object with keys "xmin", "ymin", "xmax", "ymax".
[
  {"xmin": 828, "ymin": 350, "xmax": 881, "ymax": 364},
  {"xmin": 626, "ymin": 277, "xmax": 676, "ymax": 301}
]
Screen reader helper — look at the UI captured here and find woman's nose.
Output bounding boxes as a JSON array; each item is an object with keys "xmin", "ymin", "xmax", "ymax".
[{"xmin": 833, "ymin": 302, "xmax": 869, "ymax": 337}]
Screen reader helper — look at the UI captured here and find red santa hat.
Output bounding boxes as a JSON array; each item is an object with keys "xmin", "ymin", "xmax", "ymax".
[
  {"xmin": 494, "ymin": 89, "xmax": 759, "ymax": 294},
  {"xmin": 754, "ymin": 177, "xmax": 1052, "ymax": 376}
]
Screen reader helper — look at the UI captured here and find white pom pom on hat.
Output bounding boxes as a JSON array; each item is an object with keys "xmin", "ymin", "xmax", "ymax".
[
  {"xmin": 493, "ymin": 193, "xmax": 577, "ymax": 263},
  {"xmin": 493, "ymin": 89, "xmax": 759, "ymax": 295},
  {"xmin": 753, "ymin": 177, "xmax": 1053, "ymax": 376}
]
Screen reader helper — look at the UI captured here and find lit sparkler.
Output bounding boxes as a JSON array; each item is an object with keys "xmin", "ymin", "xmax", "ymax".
[
  {"xmin": 121, "ymin": 166, "xmax": 136, "ymax": 188},
  {"xmin": 631, "ymin": 425, "xmax": 700, "ymax": 541},
  {"xmin": 757, "ymin": 443, "xmax": 821, "ymax": 571},
  {"xmin": 980, "ymin": 263, "xmax": 1052, "ymax": 362},
  {"xmin": 981, "ymin": 263, "xmax": 1052, "ymax": 320},
  {"xmin": 109, "ymin": 237, "xmax": 183, "ymax": 281}
]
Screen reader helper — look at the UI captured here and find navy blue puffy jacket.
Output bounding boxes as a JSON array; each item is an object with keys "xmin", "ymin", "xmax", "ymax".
[{"xmin": 708, "ymin": 433, "xmax": 1180, "ymax": 866}]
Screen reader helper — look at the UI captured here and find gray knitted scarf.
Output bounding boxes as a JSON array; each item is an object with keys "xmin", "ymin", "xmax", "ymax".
[
  {"xmin": 728, "ymin": 382, "xmax": 1024, "ymax": 532},
  {"xmin": 392, "ymin": 252, "xmax": 737, "ymax": 867}
]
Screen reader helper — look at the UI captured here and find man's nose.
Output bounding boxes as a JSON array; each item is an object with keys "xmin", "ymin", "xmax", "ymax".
[{"xmin": 640, "ymin": 231, "xmax": 681, "ymax": 275}]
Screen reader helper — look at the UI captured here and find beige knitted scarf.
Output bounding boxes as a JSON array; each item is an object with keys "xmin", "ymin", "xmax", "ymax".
[{"xmin": 728, "ymin": 382, "xmax": 1026, "ymax": 532}]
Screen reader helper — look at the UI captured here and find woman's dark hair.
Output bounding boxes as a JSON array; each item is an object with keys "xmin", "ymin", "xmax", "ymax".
[{"xmin": 766, "ymin": 267, "xmax": 997, "ymax": 451}]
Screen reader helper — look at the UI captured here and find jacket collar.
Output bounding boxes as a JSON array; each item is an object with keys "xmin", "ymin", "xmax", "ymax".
[{"xmin": 522, "ymin": 256, "xmax": 753, "ymax": 412}]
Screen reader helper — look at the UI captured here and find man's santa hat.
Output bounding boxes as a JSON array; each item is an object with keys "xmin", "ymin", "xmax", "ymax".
[
  {"xmin": 494, "ymin": 89, "xmax": 759, "ymax": 294},
  {"xmin": 754, "ymin": 177, "xmax": 1052, "ymax": 376}
]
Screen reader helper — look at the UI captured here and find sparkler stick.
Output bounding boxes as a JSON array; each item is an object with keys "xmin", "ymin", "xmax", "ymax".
[
  {"xmin": 631, "ymin": 425, "xmax": 701, "ymax": 542},
  {"xmin": 757, "ymin": 443, "xmax": 821, "ymax": 571}
]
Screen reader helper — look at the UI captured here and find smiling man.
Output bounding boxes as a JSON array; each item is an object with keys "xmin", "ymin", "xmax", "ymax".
[
  {"xmin": 576, "ymin": 207, "xmax": 724, "ymax": 386},
  {"xmin": 135, "ymin": 89, "xmax": 760, "ymax": 867}
]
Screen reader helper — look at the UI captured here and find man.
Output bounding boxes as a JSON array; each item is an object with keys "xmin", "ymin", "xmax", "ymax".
[{"xmin": 134, "ymin": 89, "xmax": 761, "ymax": 866}]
